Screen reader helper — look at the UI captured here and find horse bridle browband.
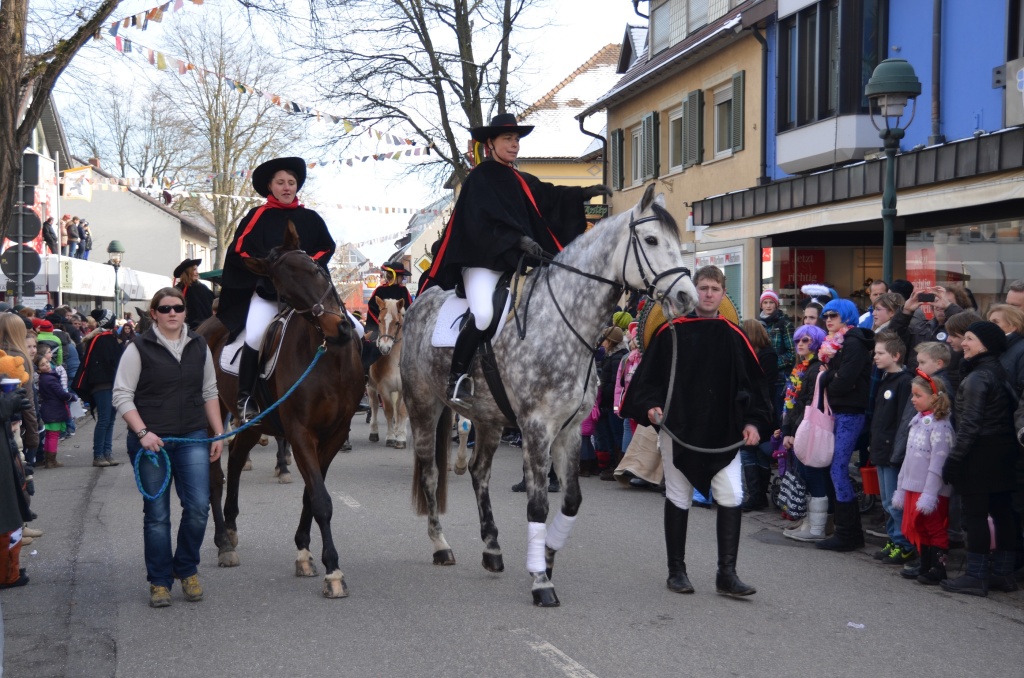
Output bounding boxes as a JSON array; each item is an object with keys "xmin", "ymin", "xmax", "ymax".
[{"xmin": 271, "ymin": 248, "xmax": 348, "ymax": 344}]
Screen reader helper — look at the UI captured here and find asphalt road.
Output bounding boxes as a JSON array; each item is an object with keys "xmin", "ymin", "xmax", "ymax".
[{"xmin": 4, "ymin": 415, "xmax": 1023, "ymax": 678}]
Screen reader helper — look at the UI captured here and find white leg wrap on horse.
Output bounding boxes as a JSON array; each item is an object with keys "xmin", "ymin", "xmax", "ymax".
[
  {"xmin": 545, "ymin": 512, "xmax": 577, "ymax": 552},
  {"xmin": 245, "ymin": 293, "xmax": 280, "ymax": 349},
  {"xmin": 527, "ymin": 522, "xmax": 547, "ymax": 573},
  {"xmin": 347, "ymin": 310, "xmax": 365, "ymax": 339}
]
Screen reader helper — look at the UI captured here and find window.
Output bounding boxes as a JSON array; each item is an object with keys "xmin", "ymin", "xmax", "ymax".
[
  {"xmin": 688, "ymin": 0, "xmax": 708, "ymax": 33},
  {"xmin": 651, "ymin": 0, "xmax": 672, "ymax": 54},
  {"xmin": 668, "ymin": 108, "xmax": 684, "ymax": 172},
  {"xmin": 631, "ymin": 127, "xmax": 643, "ymax": 185},
  {"xmin": 778, "ymin": 0, "xmax": 887, "ymax": 131},
  {"xmin": 714, "ymin": 85, "xmax": 733, "ymax": 158},
  {"xmin": 1011, "ymin": 0, "xmax": 1024, "ymax": 60}
]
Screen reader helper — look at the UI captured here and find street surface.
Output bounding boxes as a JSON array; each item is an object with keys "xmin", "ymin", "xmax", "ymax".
[{"xmin": 3, "ymin": 415, "xmax": 1023, "ymax": 677}]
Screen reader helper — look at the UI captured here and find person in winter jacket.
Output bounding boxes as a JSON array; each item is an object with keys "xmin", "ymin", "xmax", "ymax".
[
  {"xmin": 890, "ymin": 286, "xmax": 966, "ymax": 371},
  {"xmin": 0, "ymin": 383, "xmax": 33, "ymax": 589},
  {"xmin": 815, "ymin": 298, "xmax": 874, "ymax": 552},
  {"xmin": 892, "ymin": 373, "xmax": 955, "ymax": 585},
  {"xmin": 72, "ymin": 309, "xmax": 122, "ymax": 466},
  {"xmin": 987, "ymin": 304, "xmax": 1024, "ymax": 395},
  {"xmin": 65, "ymin": 217, "xmax": 80, "ymax": 258},
  {"xmin": 35, "ymin": 356, "xmax": 72, "ymax": 465},
  {"xmin": 868, "ymin": 331, "xmax": 914, "ymax": 564},
  {"xmin": 758, "ymin": 290, "xmax": 795, "ymax": 420},
  {"xmin": 596, "ymin": 326, "xmax": 628, "ymax": 481},
  {"xmin": 739, "ymin": 319, "xmax": 778, "ymax": 511},
  {"xmin": 940, "ymin": 322, "xmax": 1019, "ymax": 596}
]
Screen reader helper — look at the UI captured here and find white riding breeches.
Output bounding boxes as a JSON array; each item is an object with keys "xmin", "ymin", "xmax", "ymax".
[
  {"xmin": 659, "ymin": 430, "xmax": 743, "ymax": 510},
  {"xmin": 348, "ymin": 311, "xmax": 365, "ymax": 339},
  {"xmin": 462, "ymin": 267, "xmax": 503, "ymax": 332},
  {"xmin": 245, "ymin": 292, "xmax": 279, "ymax": 349}
]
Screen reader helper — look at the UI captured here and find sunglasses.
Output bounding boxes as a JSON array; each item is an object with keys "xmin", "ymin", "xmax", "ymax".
[
  {"xmin": 822, "ymin": 311, "xmax": 841, "ymax": 320},
  {"xmin": 797, "ymin": 337, "xmax": 813, "ymax": 344},
  {"xmin": 155, "ymin": 304, "xmax": 186, "ymax": 314}
]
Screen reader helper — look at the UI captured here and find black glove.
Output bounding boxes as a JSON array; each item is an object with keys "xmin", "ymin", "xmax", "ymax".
[
  {"xmin": 582, "ymin": 185, "xmax": 612, "ymax": 200},
  {"xmin": 0, "ymin": 388, "xmax": 31, "ymax": 420},
  {"xmin": 519, "ymin": 236, "xmax": 546, "ymax": 259},
  {"xmin": 941, "ymin": 457, "xmax": 963, "ymax": 486}
]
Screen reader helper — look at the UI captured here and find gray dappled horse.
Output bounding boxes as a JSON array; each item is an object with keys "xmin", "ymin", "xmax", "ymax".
[{"xmin": 400, "ymin": 184, "xmax": 697, "ymax": 607}]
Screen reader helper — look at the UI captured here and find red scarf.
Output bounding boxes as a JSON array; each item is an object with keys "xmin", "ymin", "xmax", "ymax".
[{"xmin": 234, "ymin": 196, "xmax": 303, "ymax": 257}]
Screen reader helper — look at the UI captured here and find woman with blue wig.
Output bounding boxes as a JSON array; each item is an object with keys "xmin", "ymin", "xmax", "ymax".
[
  {"xmin": 811, "ymin": 298, "xmax": 875, "ymax": 551},
  {"xmin": 780, "ymin": 324, "xmax": 833, "ymax": 541}
]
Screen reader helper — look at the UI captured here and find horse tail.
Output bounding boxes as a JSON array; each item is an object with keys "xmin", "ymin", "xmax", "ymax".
[{"xmin": 412, "ymin": 406, "xmax": 451, "ymax": 516}]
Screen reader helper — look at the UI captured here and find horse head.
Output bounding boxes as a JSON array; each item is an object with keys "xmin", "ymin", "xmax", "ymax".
[
  {"xmin": 617, "ymin": 183, "xmax": 697, "ymax": 319},
  {"xmin": 375, "ymin": 297, "xmax": 405, "ymax": 356},
  {"xmin": 244, "ymin": 222, "xmax": 353, "ymax": 346}
]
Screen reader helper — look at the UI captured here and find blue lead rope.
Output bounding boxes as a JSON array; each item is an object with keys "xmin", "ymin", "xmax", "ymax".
[{"xmin": 133, "ymin": 344, "xmax": 328, "ymax": 500}]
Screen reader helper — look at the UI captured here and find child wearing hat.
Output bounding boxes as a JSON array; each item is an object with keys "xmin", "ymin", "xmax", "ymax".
[
  {"xmin": 758, "ymin": 289, "xmax": 795, "ymax": 422},
  {"xmin": 940, "ymin": 321, "xmax": 1019, "ymax": 596}
]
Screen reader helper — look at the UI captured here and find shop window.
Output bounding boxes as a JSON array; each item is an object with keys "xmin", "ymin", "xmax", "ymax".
[
  {"xmin": 668, "ymin": 108, "xmax": 684, "ymax": 172},
  {"xmin": 630, "ymin": 126, "xmax": 643, "ymax": 186}
]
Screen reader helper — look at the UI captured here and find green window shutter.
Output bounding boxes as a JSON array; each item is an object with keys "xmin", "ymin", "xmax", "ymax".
[
  {"xmin": 651, "ymin": 110, "xmax": 660, "ymax": 179},
  {"xmin": 731, "ymin": 70, "xmax": 745, "ymax": 153},
  {"xmin": 610, "ymin": 129, "xmax": 624, "ymax": 190},
  {"xmin": 683, "ymin": 89, "xmax": 704, "ymax": 167},
  {"xmin": 641, "ymin": 112, "xmax": 658, "ymax": 180}
]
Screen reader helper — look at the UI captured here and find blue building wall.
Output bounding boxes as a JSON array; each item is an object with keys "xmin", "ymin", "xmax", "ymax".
[
  {"xmin": 889, "ymin": 0, "xmax": 1007, "ymax": 147},
  {"xmin": 764, "ymin": 18, "xmax": 779, "ymax": 181}
]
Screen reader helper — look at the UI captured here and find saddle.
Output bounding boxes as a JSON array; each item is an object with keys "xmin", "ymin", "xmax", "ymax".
[{"xmin": 219, "ymin": 309, "xmax": 295, "ymax": 380}]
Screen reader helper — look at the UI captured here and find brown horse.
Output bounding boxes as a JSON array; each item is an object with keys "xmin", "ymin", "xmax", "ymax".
[
  {"xmin": 367, "ymin": 297, "xmax": 408, "ymax": 448},
  {"xmin": 198, "ymin": 224, "xmax": 364, "ymax": 598}
]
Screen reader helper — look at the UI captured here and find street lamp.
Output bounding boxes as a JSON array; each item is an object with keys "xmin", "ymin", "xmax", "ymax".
[
  {"xmin": 865, "ymin": 58, "xmax": 922, "ymax": 285},
  {"xmin": 106, "ymin": 240, "xmax": 126, "ymax": 319}
]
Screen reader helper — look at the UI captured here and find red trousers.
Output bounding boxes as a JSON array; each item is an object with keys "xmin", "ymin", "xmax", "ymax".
[
  {"xmin": 901, "ymin": 491, "xmax": 949, "ymax": 550},
  {"xmin": 0, "ymin": 531, "xmax": 23, "ymax": 585}
]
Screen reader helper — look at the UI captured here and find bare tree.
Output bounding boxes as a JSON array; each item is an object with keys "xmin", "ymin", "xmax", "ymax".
[
  {"xmin": 311, "ymin": 0, "xmax": 536, "ymax": 186},
  {"xmin": 0, "ymin": 0, "xmax": 124, "ymax": 239}
]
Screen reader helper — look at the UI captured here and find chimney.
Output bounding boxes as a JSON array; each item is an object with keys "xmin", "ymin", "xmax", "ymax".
[{"xmin": 88, "ymin": 157, "xmax": 101, "ymax": 169}]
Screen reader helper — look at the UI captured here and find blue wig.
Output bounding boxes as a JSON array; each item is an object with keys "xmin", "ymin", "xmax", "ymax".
[
  {"xmin": 793, "ymin": 324, "xmax": 827, "ymax": 351},
  {"xmin": 822, "ymin": 298, "xmax": 859, "ymax": 327}
]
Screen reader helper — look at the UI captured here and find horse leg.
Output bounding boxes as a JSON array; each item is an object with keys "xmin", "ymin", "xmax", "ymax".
[
  {"xmin": 467, "ymin": 426, "xmax": 503, "ymax": 572},
  {"xmin": 391, "ymin": 390, "xmax": 407, "ymax": 449},
  {"xmin": 292, "ymin": 429, "xmax": 348, "ymax": 598},
  {"xmin": 544, "ymin": 429, "xmax": 583, "ymax": 581},
  {"xmin": 521, "ymin": 423, "xmax": 558, "ymax": 607},
  {"xmin": 294, "ymin": 487, "xmax": 317, "ymax": 577},
  {"xmin": 209, "ymin": 454, "xmax": 237, "ymax": 567},
  {"xmin": 275, "ymin": 438, "xmax": 292, "ymax": 483},
  {"xmin": 382, "ymin": 390, "xmax": 396, "ymax": 447},
  {"xmin": 409, "ymin": 401, "xmax": 454, "ymax": 565},
  {"xmin": 221, "ymin": 427, "xmax": 262, "ymax": 566},
  {"xmin": 367, "ymin": 382, "xmax": 380, "ymax": 443}
]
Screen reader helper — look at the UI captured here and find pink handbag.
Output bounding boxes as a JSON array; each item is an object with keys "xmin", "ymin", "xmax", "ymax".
[{"xmin": 793, "ymin": 371, "xmax": 835, "ymax": 468}]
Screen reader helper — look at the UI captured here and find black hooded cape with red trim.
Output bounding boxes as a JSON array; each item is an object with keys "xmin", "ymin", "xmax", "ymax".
[
  {"xmin": 620, "ymin": 315, "xmax": 772, "ymax": 495},
  {"xmin": 418, "ymin": 160, "xmax": 589, "ymax": 294}
]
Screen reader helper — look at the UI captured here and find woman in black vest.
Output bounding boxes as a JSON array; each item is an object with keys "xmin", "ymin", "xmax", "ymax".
[{"xmin": 112, "ymin": 287, "xmax": 224, "ymax": 609}]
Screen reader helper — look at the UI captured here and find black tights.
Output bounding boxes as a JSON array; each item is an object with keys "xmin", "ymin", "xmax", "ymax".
[{"xmin": 962, "ymin": 491, "xmax": 1016, "ymax": 554}]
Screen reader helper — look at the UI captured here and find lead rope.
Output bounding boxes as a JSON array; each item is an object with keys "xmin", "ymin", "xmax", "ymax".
[{"xmin": 657, "ymin": 322, "xmax": 744, "ymax": 454}]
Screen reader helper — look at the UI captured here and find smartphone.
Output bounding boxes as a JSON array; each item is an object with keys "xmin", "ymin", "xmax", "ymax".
[{"xmin": 918, "ymin": 293, "xmax": 936, "ymax": 302}]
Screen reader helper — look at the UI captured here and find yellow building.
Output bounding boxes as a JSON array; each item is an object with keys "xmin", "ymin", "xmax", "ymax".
[{"xmin": 580, "ymin": 0, "xmax": 775, "ymax": 317}]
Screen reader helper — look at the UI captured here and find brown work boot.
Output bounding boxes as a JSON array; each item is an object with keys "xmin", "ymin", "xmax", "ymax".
[
  {"xmin": 179, "ymin": 574, "xmax": 203, "ymax": 602},
  {"xmin": 92, "ymin": 457, "xmax": 110, "ymax": 467},
  {"xmin": 45, "ymin": 453, "xmax": 64, "ymax": 468},
  {"xmin": 149, "ymin": 585, "xmax": 172, "ymax": 608}
]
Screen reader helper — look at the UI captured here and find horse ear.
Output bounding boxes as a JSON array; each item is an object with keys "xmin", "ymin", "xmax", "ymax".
[
  {"xmin": 396, "ymin": 299, "xmax": 405, "ymax": 313},
  {"xmin": 244, "ymin": 258, "xmax": 271, "ymax": 277},
  {"xmin": 375, "ymin": 296, "xmax": 386, "ymax": 311},
  {"xmin": 135, "ymin": 306, "xmax": 146, "ymax": 318},
  {"xmin": 282, "ymin": 221, "xmax": 301, "ymax": 250},
  {"xmin": 640, "ymin": 183, "xmax": 657, "ymax": 212}
]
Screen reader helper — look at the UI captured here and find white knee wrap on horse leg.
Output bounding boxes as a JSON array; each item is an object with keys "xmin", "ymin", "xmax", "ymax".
[
  {"xmin": 347, "ymin": 310, "xmax": 365, "ymax": 339},
  {"xmin": 245, "ymin": 293, "xmax": 280, "ymax": 349},
  {"xmin": 527, "ymin": 522, "xmax": 547, "ymax": 573},
  {"xmin": 545, "ymin": 512, "xmax": 577, "ymax": 552}
]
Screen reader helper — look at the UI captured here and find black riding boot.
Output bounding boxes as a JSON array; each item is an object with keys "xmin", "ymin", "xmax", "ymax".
[
  {"xmin": 664, "ymin": 500, "xmax": 694, "ymax": 593},
  {"xmin": 715, "ymin": 505, "xmax": 756, "ymax": 597},
  {"xmin": 815, "ymin": 501, "xmax": 865, "ymax": 552},
  {"xmin": 236, "ymin": 345, "xmax": 261, "ymax": 423},
  {"xmin": 447, "ymin": 322, "xmax": 485, "ymax": 404}
]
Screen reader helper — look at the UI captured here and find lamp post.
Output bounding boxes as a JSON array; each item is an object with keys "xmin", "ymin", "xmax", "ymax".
[
  {"xmin": 107, "ymin": 240, "xmax": 126, "ymax": 319},
  {"xmin": 865, "ymin": 58, "xmax": 922, "ymax": 285}
]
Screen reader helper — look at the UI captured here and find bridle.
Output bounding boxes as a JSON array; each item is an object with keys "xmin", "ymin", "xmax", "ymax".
[
  {"xmin": 623, "ymin": 214, "xmax": 692, "ymax": 309},
  {"xmin": 376, "ymin": 308, "xmax": 402, "ymax": 353},
  {"xmin": 270, "ymin": 248, "xmax": 348, "ymax": 345}
]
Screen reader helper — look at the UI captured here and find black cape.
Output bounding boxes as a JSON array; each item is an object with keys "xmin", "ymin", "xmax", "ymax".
[
  {"xmin": 177, "ymin": 281, "xmax": 215, "ymax": 331},
  {"xmin": 419, "ymin": 160, "xmax": 589, "ymax": 293},
  {"xmin": 620, "ymin": 315, "xmax": 772, "ymax": 495},
  {"xmin": 220, "ymin": 204, "xmax": 336, "ymax": 340}
]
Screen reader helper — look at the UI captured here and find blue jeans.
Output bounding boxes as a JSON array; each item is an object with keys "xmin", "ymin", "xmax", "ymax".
[
  {"xmin": 580, "ymin": 433, "xmax": 596, "ymax": 461},
  {"xmin": 67, "ymin": 242, "xmax": 78, "ymax": 258},
  {"xmin": 794, "ymin": 456, "xmax": 833, "ymax": 499},
  {"xmin": 740, "ymin": 441, "xmax": 773, "ymax": 470},
  {"xmin": 91, "ymin": 389, "xmax": 114, "ymax": 459},
  {"xmin": 621, "ymin": 419, "xmax": 634, "ymax": 451},
  {"xmin": 830, "ymin": 413, "xmax": 866, "ymax": 502},
  {"xmin": 596, "ymin": 409, "xmax": 624, "ymax": 453},
  {"xmin": 878, "ymin": 465, "xmax": 911, "ymax": 549},
  {"xmin": 128, "ymin": 430, "xmax": 211, "ymax": 588}
]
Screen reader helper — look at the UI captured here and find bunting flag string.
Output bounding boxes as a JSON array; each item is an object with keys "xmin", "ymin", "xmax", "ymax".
[
  {"xmin": 347, "ymin": 230, "xmax": 414, "ymax": 248},
  {"xmin": 96, "ymin": 33, "xmax": 426, "ymax": 149},
  {"xmin": 105, "ymin": 0, "xmax": 204, "ymax": 36}
]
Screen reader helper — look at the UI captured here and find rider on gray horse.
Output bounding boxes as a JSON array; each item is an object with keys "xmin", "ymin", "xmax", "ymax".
[{"xmin": 418, "ymin": 113, "xmax": 611, "ymax": 404}]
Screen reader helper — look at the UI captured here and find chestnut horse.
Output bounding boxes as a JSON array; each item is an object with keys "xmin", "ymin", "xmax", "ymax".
[
  {"xmin": 367, "ymin": 297, "xmax": 408, "ymax": 448},
  {"xmin": 199, "ymin": 224, "xmax": 364, "ymax": 598}
]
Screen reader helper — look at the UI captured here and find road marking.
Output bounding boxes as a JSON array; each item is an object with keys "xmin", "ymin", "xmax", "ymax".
[
  {"xmin": 512, "ymin": 630, "xmax": 598, "ymax": 678},
  {"xmin": 336, "ymin": 494, "xmax": 360, "ymax": 509}
]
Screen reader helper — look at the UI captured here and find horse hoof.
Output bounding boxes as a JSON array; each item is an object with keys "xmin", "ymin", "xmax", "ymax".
[
  {"xmin": 278, "ymin": 472, "xmax": 293, "ymax": 484},
  {"xmin": 296, "ymin": 558, "xmax": 318, "ymax": 577},
  {"xmin": 432, "ymin": 549, "xmax": 456, "ymax": 566},
  {"xmin": 258, "ymin": 436, "xmax": 269, "ymax": 447},
  {"xmin": 341, "ymin": 441, "xmax": 352, "ymax": 452},
  {"xmin": 322, "ymin": 574, "xmax": 349, "ymax": 599},
  {"xmin": 532, "ymin": 587, "xmax": 560, "ymax": 608},
  {"xmin": 385, "ymin": 439, "xmax": 395, "ymax": 448},
  {"xmin": 481, "ymin": 553, "xmax": 504, "ymax": 572},
  {"xmin": 242, "ymin": 459, "xmax": 253, "ymax": 471},
  {"xmin": 394, "ymin": 441, "xmax": 406, "ymax": 449},
  {"xmin": 369, "ymin": 433, "xmax": 379, "ymax": 443},
  {"xmin": 227, "ymin": 529, "xmax": 239, "ymax": 547},
  {"xmin": 454, "ymin": 463, "xmax": 467, "ymax": 476},
  {"xmin": 218, "ymin": 551, "xmax": 240, "ymax": 568},
  {"xmin": 273, "ymin": 467, "xmax": 281, "ymax": 477}
]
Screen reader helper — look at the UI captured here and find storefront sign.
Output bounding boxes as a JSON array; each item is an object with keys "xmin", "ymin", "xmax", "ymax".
[
  {"xmin": 778, "ymin": 249, "xmax": 826, "ymax": 289},
  {"xmin": 906, "ymin": 246, "xmax": 936, "ymax": 289},
  {"xmin": 696, "ymin": 250, "xmax": 742, "ymax": 268}
]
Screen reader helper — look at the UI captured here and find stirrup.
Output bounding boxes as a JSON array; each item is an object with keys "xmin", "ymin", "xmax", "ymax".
[
  {"xmin": 238, "ymin": 395, "xmax": 261, "ymax": 423},
  {"xmin": 449, "ymin": 374, "xmax": 474, "ymax": 405}
]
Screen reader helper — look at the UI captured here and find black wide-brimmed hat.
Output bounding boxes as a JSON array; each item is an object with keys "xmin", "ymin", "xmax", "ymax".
[
  {"xmin": 252, "ymin": 157, "xmax": 307, "ymax": 198},
  {"xmin": 173, "ymin": 258, "xmax": 201, "ymax": 278},
  {"xmin": 382, "ymin": 261, "xmax": 411, "ymax": 277},
  {"xmin": 470, "ymin": 113, "xmax": 534, "ymax": 143}
]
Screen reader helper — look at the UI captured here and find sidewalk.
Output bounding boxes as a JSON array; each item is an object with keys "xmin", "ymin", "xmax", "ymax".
[{"xmin": 2, "ymin": 412, "xmax": 128, "ymax": 678}]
